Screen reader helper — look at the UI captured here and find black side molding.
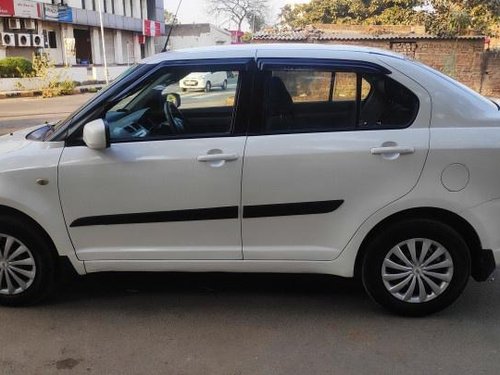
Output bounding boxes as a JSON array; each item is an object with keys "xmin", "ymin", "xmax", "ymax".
[
  {"xmin": 243, "ymin": 200, "xmax": 344, "ymax": 218},
  {"xmin": 70, "ymin": 200, "xmax": 344, "ymax": 227},
  {"xmin": 70, "ymin": 206, "xmax": 239, "ymax": 227}
]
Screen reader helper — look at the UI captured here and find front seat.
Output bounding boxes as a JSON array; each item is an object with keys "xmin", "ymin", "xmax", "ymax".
[{"xmin": 266, "ymin": 76, "xmax": 294, "ymax": 132}]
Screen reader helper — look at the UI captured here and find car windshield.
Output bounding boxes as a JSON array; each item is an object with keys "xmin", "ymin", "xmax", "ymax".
[{"xmin": 43, "ymin": 64, "xmax": 141, "ymax": 140}]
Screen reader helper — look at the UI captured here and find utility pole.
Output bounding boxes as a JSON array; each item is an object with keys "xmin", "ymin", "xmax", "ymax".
[{"xmin": 97, "ymin": 0, "xmax": 109, "ymax": 84}]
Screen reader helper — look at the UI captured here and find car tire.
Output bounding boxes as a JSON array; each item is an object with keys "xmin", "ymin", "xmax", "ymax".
[
  {"xmin": 221, "ymin": 80, "xmax": 227, "ymax": 90},
  {"xmin": 0, "ymin": 216, "xmax": 56, "ymax": 307},
  {"xmin": 205, "ymin": 81, "xmax": 211, "ymax": 93},
  {"xmin": 361, "ymin": 219, "xmax": 470, "ymax": 316}
]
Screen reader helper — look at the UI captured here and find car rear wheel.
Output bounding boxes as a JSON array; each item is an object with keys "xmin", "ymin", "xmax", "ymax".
[
  {"xmin": 362, "ymin": 219, "xmax": 470, "ymax": 316},
  {"xmin": 0, "ymin": 216, "xmax": 56, "ymax": 307},
  {"xmin": 205, "ymin": 81, "xmax": 211, "ymax": 93}
]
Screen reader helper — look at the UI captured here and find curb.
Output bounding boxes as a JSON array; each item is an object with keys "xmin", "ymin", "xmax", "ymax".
[{"xmin": 0, "ymin": 86, "xmax": 104, "ymax": 99}]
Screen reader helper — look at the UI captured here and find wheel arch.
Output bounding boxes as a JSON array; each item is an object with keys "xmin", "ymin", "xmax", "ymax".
[
  {"xmin": 0, "ymin": 204, "xmax": 59, "ymax": 257},
  {"xmin": 354, "ymin": 207, "xmax": 484, "ymax": 281}
]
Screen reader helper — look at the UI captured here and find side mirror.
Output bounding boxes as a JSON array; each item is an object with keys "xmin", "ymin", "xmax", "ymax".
[
  {"xmin": 166, "ymin": 92, "xmax": 181, "ymax": 108},
  {"xmin": 83, "ymin": 119, "xmax": 109, "ymax": 150}
]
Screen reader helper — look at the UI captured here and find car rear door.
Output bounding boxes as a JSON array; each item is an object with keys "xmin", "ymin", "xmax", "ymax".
[{"xmin": 241, "ymin": 58, "xmax": 431, "ymax": 260}]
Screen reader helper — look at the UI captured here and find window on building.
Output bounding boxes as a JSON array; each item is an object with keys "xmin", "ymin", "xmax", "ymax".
[
  {"xmin": 264, "ymin": 69, "xmax": 419, "ymax": 133},
  {"xmin": 82, "ymin": 0, "xmax": 85, "ymax": 9},
  {"xmin": 48, "ymin": 31, "xmax": 57, "ymax": 48},
  {"xmin": 103, "ymin": 0, "xmax": 107, "ymax": 12},
  {"xmin": 129, "ymin": 0, "xmax": 133, "ymax": 17}
]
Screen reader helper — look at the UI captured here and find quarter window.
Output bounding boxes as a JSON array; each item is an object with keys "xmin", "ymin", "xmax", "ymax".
[
  {"xmin": 264, "ymin": 69, "xmax": 418, "ymax": 133},
  {"xmin": 104, "ymin": 69, "xmax": 239, "ymax": 142}
]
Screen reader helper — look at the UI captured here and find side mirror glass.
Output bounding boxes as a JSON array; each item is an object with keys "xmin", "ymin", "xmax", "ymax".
[
  {"xmin": 83, "ymin": 119, "xmax": 109, "ymax": 150},
  {"xmin": 165, "ymin": 92, "xmax": 181, "ymax": 108}
]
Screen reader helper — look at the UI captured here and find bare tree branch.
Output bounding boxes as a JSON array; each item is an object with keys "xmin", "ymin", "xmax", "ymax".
[{"xmin": 207, "ymin": 0, "xmax": 269, "ymax": 31}]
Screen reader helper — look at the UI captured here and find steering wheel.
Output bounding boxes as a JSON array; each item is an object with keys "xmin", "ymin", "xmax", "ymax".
[{"xmin": 164, "ymin": 101, "xmax": 186, "ymax": 134}]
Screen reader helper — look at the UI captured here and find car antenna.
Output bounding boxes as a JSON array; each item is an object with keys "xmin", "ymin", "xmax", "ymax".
[{"xmin": 162, "ymin": 0, "xmax": 183, "ymax": 53}]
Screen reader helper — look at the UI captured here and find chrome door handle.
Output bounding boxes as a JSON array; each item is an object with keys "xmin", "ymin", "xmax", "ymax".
[
  {"xmin": 197, "ymin": 153, "xmax": 239, "ymax": 162},
  {"xmin": 370, "ymin": 146, "xmax": 415, "ymax": 155}
]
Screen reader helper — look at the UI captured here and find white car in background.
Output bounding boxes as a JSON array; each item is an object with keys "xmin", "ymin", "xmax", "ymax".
[
  {"xmin": 0, "ymin": 44, "xmax": 498, "ymax": 316},
  {"xmin": 179, "ymin": 71, "xmax": 228, "ymax": 92}
]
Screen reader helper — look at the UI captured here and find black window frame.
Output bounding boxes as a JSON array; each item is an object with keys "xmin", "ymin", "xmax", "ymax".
[
  {"xmin": 251, "ymin": 58, "xmax": 420, "ymax": 136},
  {"xmin": 62, "ymin": 58, "xmax": 255, "ymax": 147}
]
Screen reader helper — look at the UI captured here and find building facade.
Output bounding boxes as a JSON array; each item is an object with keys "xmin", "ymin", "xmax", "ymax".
[
  {"xmin": 156, "ymin": 23, "xmax": 232, "ymax": 53},
  {"xmin": 0, "ymin": 0, "xmax": 164, "ymax": 69}
]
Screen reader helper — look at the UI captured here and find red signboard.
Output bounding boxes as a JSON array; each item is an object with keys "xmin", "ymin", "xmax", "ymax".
[
  {"xmin": 143, "ymin": 19, "xmax": 161, "ymax": 37},
  {"xmin": 0, "ymin": 0, "xmax": 15, "ymax": 17}
]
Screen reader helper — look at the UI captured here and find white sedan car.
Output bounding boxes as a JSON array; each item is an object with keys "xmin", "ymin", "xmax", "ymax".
[
  {"xmin": 179, "ymin": 71, "xmax": 228, "ymax": 92},
  {"xmin": 0, "ymin": 44, "xmax": 498, "ymax": 316}
]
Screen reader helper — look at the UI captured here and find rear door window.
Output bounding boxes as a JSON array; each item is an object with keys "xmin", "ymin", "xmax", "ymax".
[{"xmin": 263, "ymin": 67, "xmax": 418, "ymax": 134}]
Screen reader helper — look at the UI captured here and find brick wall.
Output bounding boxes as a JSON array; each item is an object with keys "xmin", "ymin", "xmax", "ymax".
[
  {"xmin": 319, "ymin": 39, "xmax": 486, "ymax": 92},
  {"xmin": 254, "ymin": 36, "xmax": 500, "ymax": 96},
  {"xmin": 482, "ymin": 51, "xmax": 500, "ymax": 97}
]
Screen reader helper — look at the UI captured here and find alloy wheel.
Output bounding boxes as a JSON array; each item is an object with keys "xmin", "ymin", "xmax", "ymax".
[
  {"xmin": 0, "ymin": 234, "xmax": 36, "ymax": 295},
  {"xmin": 381, "ymin": 238, "xmax": 454, "ymax": 303}
]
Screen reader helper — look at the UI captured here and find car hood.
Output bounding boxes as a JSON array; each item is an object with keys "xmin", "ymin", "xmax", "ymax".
[{"xmin": 0, "ymin": 124, "xmax": 49, "ymax": 154}]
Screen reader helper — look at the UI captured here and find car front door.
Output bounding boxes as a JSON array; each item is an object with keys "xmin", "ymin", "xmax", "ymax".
[
  {"xmin": 241, "ymin": 59, "xmax": 431, "ymax": 260},
  {"xmin": 59, "ymin": 62, "xmax": 251, "ymax": 261}
]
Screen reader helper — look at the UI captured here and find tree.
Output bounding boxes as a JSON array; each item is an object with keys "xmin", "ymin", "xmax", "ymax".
[
  {"xmin": 207, "ymin": 0, "xmax": 269, "ymax": 31},
  {"xmin": 278, "ymin": 0, "xmax": 500, "ymax": 37},
  {"xmin": 425, "ymin": 1, "xmax": 500, "ymax": 37},
  {"xmin": 278, "ymin": 0, "xmax": 424, "ymax": 28},
  {"xmin": 164, "ymin": 10, "xmax": 178, "ymax": 25}
]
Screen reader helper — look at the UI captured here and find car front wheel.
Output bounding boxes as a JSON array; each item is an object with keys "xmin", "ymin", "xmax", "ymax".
[
  {"xmin": 205, "ymin": 81, "xmax": 211, "ymax": 93},
  {"xmin": 362, "ymin": 219, "xmax": 470, "ymax": 316},
  {"xmin": 0, "ymin": 216, "xmax": 56, "ymax": 306}
]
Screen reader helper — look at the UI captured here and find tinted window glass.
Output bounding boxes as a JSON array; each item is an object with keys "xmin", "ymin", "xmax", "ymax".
[
  {"xmin": 104, "ymin": 69, "xmax": 238, "ymax": 142},
  {"xmin": 264, "ymin": 69, "xmax": 418, "ymax": 133},
  {"xmin": 358, "ymin": 74, "xmax": 419, "ymax": 128}
]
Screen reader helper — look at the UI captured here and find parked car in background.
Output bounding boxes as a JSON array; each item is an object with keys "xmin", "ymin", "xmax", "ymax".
[
  {"xmin": 0, "ymin": 44, "xmax": 498, "ymax": 316},
  {"xmin": 180, "ymin": 71, "xmax": 228, "ymax": 92}
]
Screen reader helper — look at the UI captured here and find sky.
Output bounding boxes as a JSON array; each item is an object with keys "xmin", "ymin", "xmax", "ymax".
[{"xmin": 163, "ymin": 0, "xmax": 308, "ymax": 31}]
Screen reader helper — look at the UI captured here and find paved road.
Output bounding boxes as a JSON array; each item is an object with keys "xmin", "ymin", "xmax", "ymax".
[
  {"xmin": 0, "ymin": 94, "xmax": 94, "ymax": 134},
  {"xmin": 0, "ymin": 272, "xmax": 499, "ymax": 374}
]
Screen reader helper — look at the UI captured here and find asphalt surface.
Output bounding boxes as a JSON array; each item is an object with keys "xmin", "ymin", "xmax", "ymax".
[
  {"xmin": 0, "ymin": 93, "xmax": 499, "ymax": 374},
  {"xmin": 0, "ymin": 94, "xmax": 94, "ymax": 134},
  {"xmin": 0, "ymin": 272, "xmax": 499, "ymax": 374}
]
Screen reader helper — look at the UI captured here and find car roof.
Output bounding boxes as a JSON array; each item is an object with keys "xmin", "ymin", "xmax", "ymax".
[{"xmin": 142, "ymin": 43, "xmax": 406, "ymax": 64}]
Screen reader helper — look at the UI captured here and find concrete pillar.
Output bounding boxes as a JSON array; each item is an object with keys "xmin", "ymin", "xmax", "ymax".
[
  {"xmin": 105, "ymin": 0, "xmax": 113, "ymax": 13},
  {"xmin": 141, "ymin": 0, "xmax": 148, "ymax": 19},
  {"xmin": 113, "ymin": 0, "xmax": 124, "ymax": 16},
  {"xmin": 61, "ymin": 24, "xmax": 76, "ymax": 66},
  {"xmin": 133, "ymin": 33, "xmax": 141, "ymax": 62},
  {"xmin": 146, "ymin": 36, "xmax": 155, "ymax": 57},
  {"xmin": 91, "ymin": 27, "xmax": 102, "ymax": 65},
  {"xmin": 133, "ymin": 1, "xmax": 141, "ymax": 19},
  {"xmin": 124, "ymin": 0, "xmax": 132, "ymax": 17},
  {"xmin": 114, "ymin": 30, "xmax": 124, "ymax": 64},
  {"xmin": 84, "ymin": 0, "xmax": 93, "ymax": 10}
]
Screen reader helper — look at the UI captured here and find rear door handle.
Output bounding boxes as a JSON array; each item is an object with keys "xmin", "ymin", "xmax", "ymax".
[
  {"xmin": 197, "ymin": 153, "xmax": 239, "ymax": 162},
  {"xmin": 370, "ymin": 146, "xmax": 415, "ymax": 155}
]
